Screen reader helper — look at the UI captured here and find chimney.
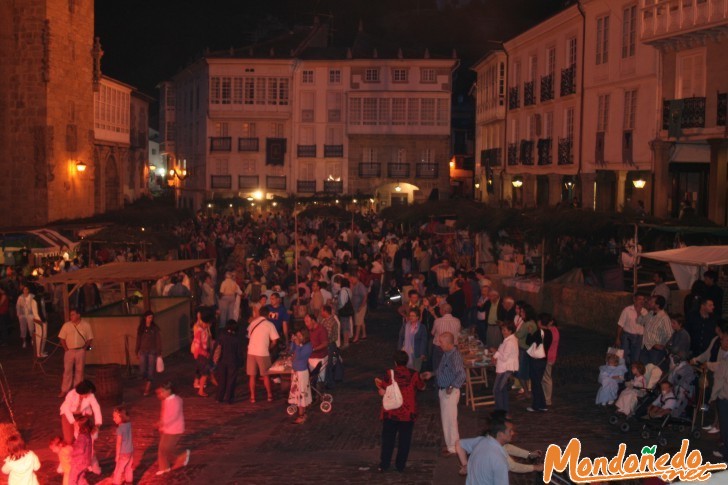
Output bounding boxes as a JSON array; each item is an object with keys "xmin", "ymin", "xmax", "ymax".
[{"xmin": 424, "ymin": 48, "xmax": 430, "ymax": 59}]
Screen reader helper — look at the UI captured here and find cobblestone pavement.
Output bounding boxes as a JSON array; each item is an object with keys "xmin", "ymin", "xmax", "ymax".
[{"xmin": 0, "ymin": 306, "xmax": 720, "ymax": 484}]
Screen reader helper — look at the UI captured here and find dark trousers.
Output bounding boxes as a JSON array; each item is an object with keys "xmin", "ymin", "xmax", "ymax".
[
  {"xmin": 475, "ymin": 320, "xmax": 487, "ymax": 345},
  {"xmin": 529, "ymin": 358, "xmax": 547, "ymax": 410},
  {"xmin": 216, "ymin": 363, "xmax": 238, "ymax": 403},
  {"xmin": 718, "ymin": 399, "xmax": 728, "ymax": 457},
  {"xmin": 380, "ymin": 419, "xmax": 415, "ymax": 471},
  {"xmin": 494, "ymin": 371, "xmax": 513, "ymax": 412},
  {"xmin": 640, "ymin": 347, "xmax": 667, "ymax": 371}
]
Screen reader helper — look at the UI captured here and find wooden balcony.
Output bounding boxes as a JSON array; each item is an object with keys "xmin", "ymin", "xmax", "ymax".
[{"xmin": 641, "ymin": 0, "xmax": 728, "ymax": 45}]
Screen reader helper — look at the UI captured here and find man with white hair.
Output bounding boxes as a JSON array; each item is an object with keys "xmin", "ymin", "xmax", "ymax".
[
  {"xmin": 422, "ymin": 332, "xmax": 466, "ymax": 456},
  {"xmin": 431, "ymin": 303, "xmax": 461, "ymax": 373}
]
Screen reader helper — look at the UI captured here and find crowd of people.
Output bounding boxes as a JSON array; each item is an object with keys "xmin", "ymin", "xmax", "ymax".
[{"xmin": 1, "ymin": 207, "xmax": 727, "ymax": 484}]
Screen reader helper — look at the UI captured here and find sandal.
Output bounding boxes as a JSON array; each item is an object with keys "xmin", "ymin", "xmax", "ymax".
[
  {"xmin": 267, "ymin": 395, "xmax": 274, "ymax": 402},
  {"xmin": 250, "ymin": 398, "xmax": 256, "ymax": 404},
  {"xmin": 198, "ymin": 391, "xmax": 209, "ymax": 397},
  {"xmin": 293, "ymin": 415, "xmax": 307, "ymax": 424}
]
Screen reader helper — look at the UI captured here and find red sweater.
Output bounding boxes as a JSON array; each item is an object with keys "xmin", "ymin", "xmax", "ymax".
[{"xmin": 379, "ymin": 365, "xmax": 425, "ymax": 422}]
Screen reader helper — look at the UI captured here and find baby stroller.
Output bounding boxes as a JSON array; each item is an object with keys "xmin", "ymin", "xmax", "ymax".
[
  {"xmin": 609, "ymin": 363, "xmax": 663, "ymax": 428},
  {"xmin": 286, "ymin": 361, "xmax": 333, "ymax": 416}
]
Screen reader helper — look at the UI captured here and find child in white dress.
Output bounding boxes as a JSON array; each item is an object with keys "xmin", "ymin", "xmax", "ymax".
[{"xmin": 615, "ymin": 362, "xmax": 648, "ymax": 415}]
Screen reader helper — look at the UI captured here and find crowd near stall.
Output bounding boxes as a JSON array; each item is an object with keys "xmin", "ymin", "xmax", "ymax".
[{"xmin": 0, "ymin": 201, "xmax": 726, "ymax": 483}]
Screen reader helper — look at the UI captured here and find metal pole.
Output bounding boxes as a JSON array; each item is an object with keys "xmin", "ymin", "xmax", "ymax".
[
  {"xmin": 541, "ymin": 237, "xmax": 546, "ymax": 285},
  {"xmin": 294, "ymin": 213, "xmax": 299, "ymax": 292}
]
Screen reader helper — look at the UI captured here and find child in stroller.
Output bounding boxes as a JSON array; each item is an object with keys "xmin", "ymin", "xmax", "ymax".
[
  {"xmin": 647, "ymin": 381, "xmax": 678, "ymax": 419},
  {"xmin": 596, "ymin": 352, "xmax": 627, "ymax": 406},
  {"xmin": 614, "ymin": 362, "xmax": 661, "ymax": 417}
]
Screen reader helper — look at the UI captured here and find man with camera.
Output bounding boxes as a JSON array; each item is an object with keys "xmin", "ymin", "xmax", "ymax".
[{"xmin": 58, "ymin": 308, "xmax": 94, "ymax": 398}]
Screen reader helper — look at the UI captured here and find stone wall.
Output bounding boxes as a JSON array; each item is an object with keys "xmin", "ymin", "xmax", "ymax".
[
  {"xmin": 488, "ymin": 275, "xmax": 633, "ymax": 337},
  {"xmin": 0, "ymin": 0, "xmax": 95, "ymax": 228}
]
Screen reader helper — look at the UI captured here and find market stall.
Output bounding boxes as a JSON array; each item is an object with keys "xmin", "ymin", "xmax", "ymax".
[
  {"xmin": 42, "ymin": 259, "xmax": 210, "ymax": 365},
  {"xmin": 641, "ymin": 245, "xmax": 728, "ymax": 290}
]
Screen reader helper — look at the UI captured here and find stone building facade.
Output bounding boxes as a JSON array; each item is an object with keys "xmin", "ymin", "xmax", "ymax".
[{"xmin": 0, "ymin": 0, "xmax": 96, "ymax": 227}]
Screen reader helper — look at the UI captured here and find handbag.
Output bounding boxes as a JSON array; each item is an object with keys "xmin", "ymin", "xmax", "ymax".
[
  {"xmin": 382, "ymin": 369, "xmax": 403, "ymax": 410},
  {"xmin": 156, "ymin": 356, "xmax": 165, "ymax": 373},
  {"xmin": 338, "ymin": 289, "xmax": 355, "ymax": 317},
  {"xmin": 526, "ymin": 330, "xmax": 546, "ymax": 359}
]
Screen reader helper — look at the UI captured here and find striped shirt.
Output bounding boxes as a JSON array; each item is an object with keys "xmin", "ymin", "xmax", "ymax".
[
  {"xmin": 436, "ymin": 349, "xmax": 466, "ymax": 389},
  {"xmin": 432, "ymin": 313, "xmax": 462, "ymax": 347},
  {"xmin": 642, "ymin": 310, "xmax": 673, "ymax": 350}
]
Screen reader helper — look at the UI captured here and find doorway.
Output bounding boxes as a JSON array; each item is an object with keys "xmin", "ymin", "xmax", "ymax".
[{"xmin": 669, "ymin": 163, "xmax": 709, "ymax": 218}]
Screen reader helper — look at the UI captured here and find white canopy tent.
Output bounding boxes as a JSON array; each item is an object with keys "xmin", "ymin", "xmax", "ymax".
[{"xmin": 640, "ymin": 246, "xmax": 728, "ymax": 290}]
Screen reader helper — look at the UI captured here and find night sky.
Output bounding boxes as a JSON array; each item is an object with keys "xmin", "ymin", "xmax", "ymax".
[{"xmin": 95, "ymin": 0, "xmax": 566, "ymax": 103}]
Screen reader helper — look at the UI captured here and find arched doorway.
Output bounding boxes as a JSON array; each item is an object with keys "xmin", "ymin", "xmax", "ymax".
[{"xmin": 105, "ymin": 156, "xmax": 120, "ymax": 211}]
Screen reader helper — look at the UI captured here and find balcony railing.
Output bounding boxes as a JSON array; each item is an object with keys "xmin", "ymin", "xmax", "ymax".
[
  {"xmin": 266, "ymin": 175, "xmax": 287, "ymax": 190},
  {"xmin": 416, "ymin": 163, "xmax": 439, "ymax": 178},
  {"xmin": 238, "ymin": 175, "xmax": 259, "ymax": 189},
  {"xmin": 297, "ymin": 145, "xmax": 317, "ymax": 157},
  {"xmin": 387, "ymin": 163, "xmax": 410, "ymax": 178},
  {"xmin": 210, "ymin": 137, "xmax": 232, "ymax": 152},
  {"xmin": 323, "ymin": 180, "xmax": 344, "ymax": 193},
  {"xmin": 560, "ymin": 64, "xmax": 576, "ymax": 97},
  {"xmin": 508, "ymin": 86, "xmax": 520, "ymax": 109},
  {"xmin": 210, "ymin": 175, "xmax": 232, "ymax": 189},
  {"xmin": 537, "ymin": 138, "xmax": 552, "ymax": 165},
  {"xmin": 718, "ymin": 92, "xmax": 727, "ymax": 126},
  {"xmin": 524, "ymin": 81, "xmax": 536, "ymax": 106},
  {"xmin": 641, "ymin": 0, "xmax": 728, "ymax": 43},
  {"xmin": 662, "ymin": 97, "xmax": 706, "ymax": 130},
  {"xmin": 481, "ymin": 148, "xmax": 502, "ymax": 167},
  {"xmin": 540, "ymin": 74, "xmax": 554, "ymax": 102},
  {"xmin": 507, "ymin": 143, "xmax": 518, "ymax": 166},
  {"xmin": 238, "ymin": 137, "xmax": 259, "ymax": 152},
  {"xmin": 324, "ymin": 145, "xmax": 344, "ymax": 157},
  {"xmin": 558, "ymin": 137, "xmax": 574, "ymax": 165},
  {"xmin": 520, "ymin": 140, "xmax": 535, "ymax": 165},
  {"xmin": 359, "ymin": 163, "xmax": 381, "ymax": 178},
  {"xmin": 297, "ymin": 180, "xmax": 316, "ymax": 193}
]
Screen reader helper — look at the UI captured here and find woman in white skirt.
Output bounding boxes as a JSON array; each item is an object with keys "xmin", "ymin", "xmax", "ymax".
[{"xmin": 288, "ymin": 328, "xmax": 313, "ymax": 424}]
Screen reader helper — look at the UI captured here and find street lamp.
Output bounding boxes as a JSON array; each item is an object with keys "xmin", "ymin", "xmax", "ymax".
[
  {"xmin": 394, "ymin": 183, "xmax": 402, "ymax": 192},
  {"xmin": 511, "ymin": 176, "xmax": 523, "ymax": 188},
  {"xmin": 633, "ymin": 175, "xmax": 647, "ymax": 189},
  {"xmin": 76, "ymin": 160, "xmax": 87, "ymax": 172}
]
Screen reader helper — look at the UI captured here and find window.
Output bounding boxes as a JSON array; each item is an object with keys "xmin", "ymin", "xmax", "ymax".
[
  {"xmin": 529, "ymin": 56, "xmax": 538, "ymax": 83},
  {"xmin": 244, "ymin": 78, "xmax": 254, "ymax": 105},
  {"xmin": 302, "ymin": 70, "xmax": 314, "ymax": 84},
  {"xmin": 596, "ymin": 15, "xmax": 610, "ymax": 65},
  {"xmin": 529, "ymin": 114, "xmax": 540, "ymax": 139},
  {"xmin": 301, "ymin": 91, "xmax": 315, "ymax": 122},
  {"xmin": 421, "ymin": 148, "xmax": 434, "ymax": 163},
  {"xmin": 271, "ymin": 123, "xmax": 284, "ymax": 137},
  {"xmin": 421, "ymin": 68, "xmax": 436, "ymax": 83},
  {"xmin": 165, "ymin": 121, "xmax": 175, "ymax": 141},
  {"xmin": 233, "ymin": 78, "xmax": 243, "ymax": 104},
  {"xmin": 326, "ymin": 126, "xmax": 343, "ymax": 145},
  {"xmin": 215, "ymin": 158, "xmax": 229, "ymax": 175},
  {"xmin": 396, "ymin": 148, "xmax": 407, "ymax": 163},
  {"xmin": 326, "ymin": 161, "xmax": 342, "ymax": 179},
  {"xmin": 362, "ymin": 147, "xmax": 376, "ymax": 163},
  {"xmin": 240, "ymin": 160, "xmax": 256, "ymax": 174},
  {"xmin": 378, "ymin": 98, "xmax": 390, "ymax": 125},
  {"xmin": 267, "ymin": 78, "xmax": 278, "ymax": 105},
  {"xmin": 350, "ymin": 98, "xmax": 362, "ymax": 125},
  {"xmin": 392, "ymin": 98, "xmax": 406, "ymax": 125},
  {"xmin": 622, "ymin": 5, "xmax": 637, "ymax": 58},
  {"xmin": 623, "ymin": 90, "xmax": 637, "ymax": 130},
  {"xmin": 568, "ymin": 37, "xmax": 577, "ymax": 67},
  {"xmin": 215, "ymin": 122, "xmax": 229, "ymax": 136},
  {"xmin": 407, "ymin": 99, "xmax": 419, "ymax": 125},
  {"xmin": 327, "ymin": 92, "xmax": 342, "ymax": 122},
  {"xmin": 512, "ymin": 61, "xmax": 521, "ymax": 87},
  {"xmin": 392, "ymin": 68, "xmax": 408, "ymax": 82},
  {"xmin": 364, "ymin": 68, "xmax": 380, "ymax": 82},
  {"xmin": 210, "ymin": 77, "xmax": 221, "ymax": 104},
  {"xmin": 165, "ymin": 87, "xmax": 175, "ymax": 107},
  {"xmin": 547, "ymin": 47, "xmax": 556, "ymax": 75},
  {"xmin": 329, "ymin": 69, "xmax": 341, "ymax": 84},
  {"xmin": 565, "ymin": 107, "xmax": 575, "ymax": 138},
  {"xmin": 221, "ymin": 77, "xmax": 231, "ymax": 104},
  {"xmin": 421, "ymin": 98, "xmax": 436, "ymax": 126},
  {"xmin": 511, "ymin": 119, "xmax": 519, "ymax": 143},
  {"xmin": 299, "ymin": 161, "xmax": 315, "ymax": 180},
  {"xmin": 278, "ymin": 79, "xmax": 289, "ymax": 105},
  {"xmin": 363, "ymin": 98, "xmax": 378, "ymax": 125},
  {"xmin": 545, "ymin": 111, "xmax": 554, "ymax": 137},
  {"xmin": 300, "ymin": 126, "xmax": 315, "ymax": 145},
  {"xmin": 676, "ymin": 50, "xmax": 706, "ymax": 98},
  {"xmin": 498, "ymin": 62, "xmax": 505, "ymax": 105},
  {"xmin": 597, "ymin": 94, "xmax": 610, "ymax": 132},
  {"xmin": 242, "ymin": 122, "xmax": 256, "ymax": 138},
  {"xmin": 255, "ymin": 78, "xmax": 266, "ymax": 105}
]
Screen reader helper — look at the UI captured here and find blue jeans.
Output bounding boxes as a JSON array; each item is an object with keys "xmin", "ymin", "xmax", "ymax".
[
  {"xmin": 494, "ymin": 371, "xmax": 512, "ymax": 412},
  {"xmin": 138, "ymin": 351, "xmax": 156, "ymax": 381},
  {"xmin": 621, "ymin": 331, "xmax": 642, "ymax": 370}
]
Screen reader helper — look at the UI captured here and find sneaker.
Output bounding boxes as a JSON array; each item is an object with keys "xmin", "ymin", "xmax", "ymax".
[
  {"xmin": 526, "ymin": 407, "xmax": 536, "ymax": 412},
  {"xmin": 183, "ymin": 449, "xmax": 190, "ymax": 467},
  {"xmin": 22, "ymin": 341, "xmax": 27, "ymax": 349},
  {"xmin": 709, "ymin": 427, "xmax": 721, "ymax": 434},
  {"xmin": 539, "ymin": 408, "xmax": 549, "ymax": 412},
  {"xmin": 704, "ymin": 424, "xmax": 714, "ymax": 430},
  {"xmin": 155, "ymin": 468, "xmax": 171, "ymax": 476}
]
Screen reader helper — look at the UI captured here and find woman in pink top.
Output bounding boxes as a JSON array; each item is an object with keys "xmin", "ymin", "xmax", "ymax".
[
  {"xmin": 541, "ymin": 317, "xmax": 560, "ymax": 407},
  {"xmin": 154, "ymin": 382, "xmax": 190, "ymax": 476}
]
